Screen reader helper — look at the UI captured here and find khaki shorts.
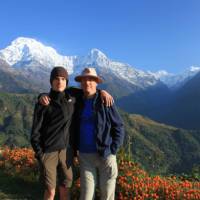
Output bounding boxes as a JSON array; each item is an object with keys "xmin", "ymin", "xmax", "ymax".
[{"xmin": 39, "ymin": 149, "xmax": 73, "ymax": 189}]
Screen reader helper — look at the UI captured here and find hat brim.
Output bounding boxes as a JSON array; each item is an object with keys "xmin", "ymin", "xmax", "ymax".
[{"xmin": 75, "ymin": 75, "xmax": 103, "ymax": 83}]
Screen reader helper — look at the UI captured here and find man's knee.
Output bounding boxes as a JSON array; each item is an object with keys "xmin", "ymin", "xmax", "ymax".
[{"xmin": 44, "ymin": 187, "xmax": 56, "ymax": 199}]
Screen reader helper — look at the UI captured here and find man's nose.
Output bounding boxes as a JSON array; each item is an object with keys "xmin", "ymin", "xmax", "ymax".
[{"xmin": 85, "ymin": 80, "xmax": 90, "ymax": 85}]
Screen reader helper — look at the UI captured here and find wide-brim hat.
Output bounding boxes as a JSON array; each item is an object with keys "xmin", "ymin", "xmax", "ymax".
[{"xmin": 75, "ymin": 67, "xmax": 103, "ymax": 83}]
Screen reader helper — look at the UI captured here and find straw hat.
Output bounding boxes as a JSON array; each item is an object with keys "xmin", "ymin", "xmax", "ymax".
[{"xmin": 75, "ymin": 67, "xmax": 103, "ymax": 83}]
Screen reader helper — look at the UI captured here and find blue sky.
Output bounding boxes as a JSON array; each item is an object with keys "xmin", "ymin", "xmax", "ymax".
[{"xmin": 0, "ymin": 0, "xmax": 200, "ymax": 73}]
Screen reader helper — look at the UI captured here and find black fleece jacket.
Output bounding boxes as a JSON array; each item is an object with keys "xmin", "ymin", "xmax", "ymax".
[{"xmin": 31, "ymin": 89, "xmax": 75, "ymax": 159}]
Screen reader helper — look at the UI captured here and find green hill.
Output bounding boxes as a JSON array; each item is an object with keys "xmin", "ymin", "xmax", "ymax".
[
  {"xmin": 121, "ymin": 112, "xmax": 200, "ymax": 174},
  {"xmin": 0, "ymin": 92, "xmax": 36, "ymax": 146},
  {"xmin": 0, "ymin": 92, "xmax": 199, "ymax": 175}
]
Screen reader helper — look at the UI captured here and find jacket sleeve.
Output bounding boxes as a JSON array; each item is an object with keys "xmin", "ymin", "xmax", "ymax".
[
  {"xmin": 31, "ymin": 103, "xmax": 45, "ymax": 159},
  {"xmin": 68, "ymin": 106, "xmax": 78, "ymax": 157},
  {"xmin": 107, "ymin": 104, "xmax": 125, "ymax": 154},
  {"xmin": 66, "ymin": 87, "xmax": 83, "ymax": 99}
]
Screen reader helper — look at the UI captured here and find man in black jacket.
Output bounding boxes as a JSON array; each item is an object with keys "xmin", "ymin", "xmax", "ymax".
[{"xmin": 31, "ymin": 67, "xmax": 74, "ymax": 200}]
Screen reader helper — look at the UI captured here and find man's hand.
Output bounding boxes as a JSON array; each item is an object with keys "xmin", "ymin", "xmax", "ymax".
[
  {"xmin": 73, "ymin": 157, "xmax": 79, "ymax": 166},
  {"xmin": 100, "ymin": 90, "xmax": 114, "ymax": 107},
  {"xmin": 39, "ymin": 95, "xmax": 51, "ymax": 106}
]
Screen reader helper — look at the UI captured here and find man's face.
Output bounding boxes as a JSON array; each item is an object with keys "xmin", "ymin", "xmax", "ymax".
[
  {"xmin": 81, "ymin": 77, "xmax": 97, "ymax": 96},
  {"xmin": 52, "ymin": 76, "xmax": 66, "ymax": 92}
]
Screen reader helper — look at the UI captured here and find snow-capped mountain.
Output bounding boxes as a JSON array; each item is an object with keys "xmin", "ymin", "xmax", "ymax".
[
  {"xmin": 0, "ymin": 37, "xmax": 76, "ymax": 74},
  {"xmin": 150, "ymin": 66, "xmax": 200, "ymax": 89},
  {"xmin": 0, "ymin": 37, "xmax": 158, "ymax": 91},
  {"xmin": 1, "ymin": 36, "xmax": 199, "ymax": 94},
  {"xmin": 149, "ymin": 70, "xmax": 171, "ymax": 80},
  {"xmin": 75, "ymin": 48, "xmax": 158, "ymax": 88}
]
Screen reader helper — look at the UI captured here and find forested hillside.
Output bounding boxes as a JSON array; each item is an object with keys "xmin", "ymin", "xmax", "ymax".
[{"xmin": 0, "ymin": 92, "xmax": 199, "ymax": 174}]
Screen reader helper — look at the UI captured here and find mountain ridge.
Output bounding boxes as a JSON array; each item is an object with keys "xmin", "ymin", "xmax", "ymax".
[
  {"xmin": 1, "ymin": 37, "xmax": 200, "ymax": 89},
  {"xmin": 0, "ymin": 37, "xmax": 188, "ymax": 89}
]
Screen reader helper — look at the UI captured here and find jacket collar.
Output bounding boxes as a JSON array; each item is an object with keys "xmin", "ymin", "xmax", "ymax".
[{"xmin": 49, "ymin": 89, "xmax": 65, "ymax": 101}]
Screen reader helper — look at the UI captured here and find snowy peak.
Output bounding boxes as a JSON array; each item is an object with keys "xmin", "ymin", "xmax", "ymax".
[
  {"xmin": 0, "ymin": 37, "xmax": 199, "ymax": 90},
  {"xmin": 80, "ymin": 48, "xmax": 157, "ymax": 87},
  {"xmin": 150, "ymin": 66, "xmax": 200, "ymax": 89},
  {"xmin": 11, "ymin": 37, "xmax": 47, "ymax": 48},
  {"xmin": 0, "ymin": 37, "xmax": 75, "ymax": 73},
  {"xmin": 88, "ymin": 48, "xmax": 108, "ymax": 61},
  {"xmin": 189, "ymin": 65, "xmax": 200, "ymax": 72},
  {"xmin": 149, "ymin": 70, "xmax": 171, "ymax": 80},
  {"xmin": 81, "ymin": 48, "xmax": 110, "ymax": 67},
  {"xmin": 0, "ymin": 37, "xmax": 55, "ymax": 65},
  {"xmin": 0, "ymin": 37, "xmax": 166, "ymax": 89}
]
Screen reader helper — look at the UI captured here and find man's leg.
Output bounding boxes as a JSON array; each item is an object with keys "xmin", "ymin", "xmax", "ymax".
[
  {"xmin": 44, "ymin": 188, "xmax": 56, "ymax": 200},
  {"xmin": 98, "ymin": 154, "xmax": 118, "ymax": 200},
  {"xmin": 57, "ymin": 149, "xmax": 73, "ymax": 200},
  {"xmin": 79, "ymin": 153, "xmax": 97, "ymax": 200},
  {"xmin": 42, "ymin": 152, "xmax": 59, "ymax": 200},
  {"xmin": 59, "ymin": 186, "xmax": 70, "ymax": 200}
]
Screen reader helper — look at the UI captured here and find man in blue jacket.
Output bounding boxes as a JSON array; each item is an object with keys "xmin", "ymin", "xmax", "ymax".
[{"xmin": 74, "ymin": 67, "xmax": 125, "ymax": 200}]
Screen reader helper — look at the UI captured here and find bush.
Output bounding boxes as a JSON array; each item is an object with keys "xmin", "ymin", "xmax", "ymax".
[{"xmin": 0, "ymin": 147, "xmax": 200, "ymax": 199}]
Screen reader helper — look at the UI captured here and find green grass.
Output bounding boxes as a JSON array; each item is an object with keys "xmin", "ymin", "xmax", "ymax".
[
  {"xmin": 0, "ymin": 170, "xmax": 66, "ymax": 199},
  {"xmin": 0, "ymin": 170, "xmax": 43, "ymax": 199}
]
